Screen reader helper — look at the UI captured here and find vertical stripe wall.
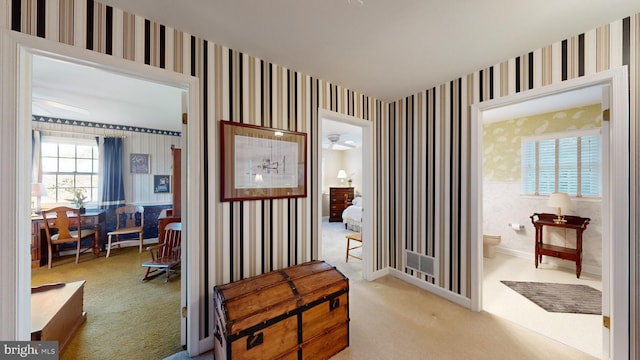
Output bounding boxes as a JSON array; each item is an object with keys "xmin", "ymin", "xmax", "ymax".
[
  {"xmin": 4, "ymin": 0, "xmax": 639, "ymax": 351},
  {"xmin": 385, "ymin": 16, "xmax": 640, "ymax": 308},
  {"xmin": 2, "ymin": 0, "xmax": 384, "ymax": 342}
]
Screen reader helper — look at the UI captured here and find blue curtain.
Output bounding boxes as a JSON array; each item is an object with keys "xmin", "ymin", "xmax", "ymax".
[{"xmin": 101, "ymin": 137, "xmax": 125, "ymax": 207}]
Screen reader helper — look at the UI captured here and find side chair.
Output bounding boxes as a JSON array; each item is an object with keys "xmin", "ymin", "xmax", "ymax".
[
  {"xmin": 106, "ymin": 205, "xmax": 145, "ymax": 257},
  {"xmin": 41, "ymin": 206, "xmax": 99, "ymax": 269}
]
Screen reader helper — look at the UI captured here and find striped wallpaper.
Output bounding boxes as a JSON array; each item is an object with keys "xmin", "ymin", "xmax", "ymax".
[
  {"xmin": 3, "ymin": 0, "xmax": 384, "ymax": 342},
  {"xmin": 4, "ymin": 0, "xmax": 639, "ymax": 350},
  {"xmin": 387, "ymin": 15, "xmax": 639, "ymax": 302}
]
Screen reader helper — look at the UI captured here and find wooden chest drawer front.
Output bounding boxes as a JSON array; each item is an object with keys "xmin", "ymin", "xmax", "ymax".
[
  {"xmin": 301, "ymin": 292, "xmax": 348, "ymax": 342},
  {"xmin": 230, "ymin": 316, "xmax": 299, "ymax": 359},
  {"xmin": 300, "ymin": 322, "xmax": 349, "ymax": 360},
  {"xmin": 80, "ymin": 217, "xmax": 97, "ymax": 225},
  {"xmin": 329, "ymin": 187, "xmax": 354, "ymax": 222}
]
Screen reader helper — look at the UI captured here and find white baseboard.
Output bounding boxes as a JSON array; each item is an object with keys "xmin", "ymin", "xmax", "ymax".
[
  {"xmin": 365, "ymin": 267, "xmax": 389, "ymax": 281},
  {"xmin": 389, "ymin": 268, "xmax": 472, "ymax": 309}
]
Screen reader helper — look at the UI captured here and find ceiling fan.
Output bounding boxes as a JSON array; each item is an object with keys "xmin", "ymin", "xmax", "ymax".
[{"xmin": 326, "ymin": 134, "xmax": 357, "ymax": 150}]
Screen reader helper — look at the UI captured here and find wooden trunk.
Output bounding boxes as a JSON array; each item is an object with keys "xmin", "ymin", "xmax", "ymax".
[
  {"xmin": 31, "ymin": 280, "xmax": 86, "ymax": 354},
  {"xmin": 214, "ymin": 260, "xmax": 349, "ymax": 360}
]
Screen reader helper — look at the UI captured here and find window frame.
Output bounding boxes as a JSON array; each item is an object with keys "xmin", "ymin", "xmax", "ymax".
[
  {"xmin": 521, "ymin": 128, "xmax": 601, "ymax": 198},
  {"xmin": 40, "ymin": 135, "xmax": 99, "ymax": 208}
]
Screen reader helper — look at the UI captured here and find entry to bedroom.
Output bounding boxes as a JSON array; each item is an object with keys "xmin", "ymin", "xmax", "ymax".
[{"xmin": 320, "ymin": 117, "xmax": 364, "ymax": 280}]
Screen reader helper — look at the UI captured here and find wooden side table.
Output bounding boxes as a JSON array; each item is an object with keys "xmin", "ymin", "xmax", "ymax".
[{"xmin": 530, "ymin": 212, "xmax": 590, "ymax": 278}]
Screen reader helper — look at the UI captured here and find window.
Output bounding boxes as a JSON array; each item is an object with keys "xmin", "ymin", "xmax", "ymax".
[
  {"xmin": 41, "ymin": 136, "xmax": 99, "ymax": 206},
  {"xmin": 521, "ymin": 129, "xmax": 601, "ymax": 197}
]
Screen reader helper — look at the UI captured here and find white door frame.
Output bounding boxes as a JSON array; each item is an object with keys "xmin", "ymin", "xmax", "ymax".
[
  {"xmin": 317, "ymin": 109, "xmax": 374, "ymax": 280},
  {"xmin": 0, "ymin": 29, "xmax": 207, "ymax": 355},
  {"xmin": 470, "ymin": 67, "xmax": 630, "ymax": 359}
]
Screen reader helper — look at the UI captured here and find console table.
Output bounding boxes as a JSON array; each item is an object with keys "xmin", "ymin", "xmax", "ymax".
[
  {"xmin": 31, "ymin": 209, "xmax": 106, "ymax": 268},
  {"xmin": 530, "ymin": 212, "xmax": 590, "ymax": 278}
]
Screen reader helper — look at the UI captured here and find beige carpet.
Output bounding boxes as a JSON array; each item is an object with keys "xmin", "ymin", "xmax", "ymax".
[
  {"xmin": 31, "ymin": 246, "xmax": 182, "ymax": 360},
  {"xmin": 169, "ymin": 219, "xmax": 597, "ymax": 360},
  {"xmin": 320, "ymin": 220, "xmax": 596, "ymax": 360}
]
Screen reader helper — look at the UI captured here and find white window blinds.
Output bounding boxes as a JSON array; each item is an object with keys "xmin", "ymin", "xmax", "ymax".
[{"xmin": 521, "ymin": 129, "xmax": 601, "ymax": 197}]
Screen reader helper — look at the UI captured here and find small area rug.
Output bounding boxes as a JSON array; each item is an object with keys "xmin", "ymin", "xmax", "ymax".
[{"xmin": 501, "ymin": 280, "xmax": 601, "ymax": 315}]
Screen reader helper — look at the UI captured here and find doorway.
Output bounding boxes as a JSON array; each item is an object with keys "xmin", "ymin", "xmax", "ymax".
[
  {"xmin": 30, "ymin": 52, "xmax": 184, "ymax": 356},
  {"xmin": 1, "ymin": 29, "xmax": 204, "ymax": 355},
  {"xmin": 317, "ymin": 109, "xmax": 373, "ymax": 281},
  {"xmin": 470, "ymin": 67, "xmax": 630, "ymax": 358},
  {"xmin": 478, "ymin": 86, "xmax": 605, "ymax": 356},
  {"xmin": 320, "ymin": 118, "xmax": 363, "ymax": 279}
]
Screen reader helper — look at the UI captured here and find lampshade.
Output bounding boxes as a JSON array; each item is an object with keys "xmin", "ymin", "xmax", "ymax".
[
  {"xmin": 547, "ymin": 192, "xmax": 571, "ymax": 209},
  {"xmin": 337, "ymin": 170, "xmax": 347, "ymax": 180},
  {"xmin": 31, "ymin": 183, "xmax": 48, "ymax": 197}
]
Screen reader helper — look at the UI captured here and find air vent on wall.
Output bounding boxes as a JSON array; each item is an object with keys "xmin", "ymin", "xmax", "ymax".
[{"xmin": 405, "ymin": 250, "xmax": 435, "ymax": 276}]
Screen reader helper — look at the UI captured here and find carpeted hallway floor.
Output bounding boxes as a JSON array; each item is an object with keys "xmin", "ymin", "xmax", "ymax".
[
  {"xmin": 168, "ymin": 220, "xmax": 596, "ymax": 359},
  {"xmin": 31, "ymin": 246, "xmax": 182, "ymax": 360}
]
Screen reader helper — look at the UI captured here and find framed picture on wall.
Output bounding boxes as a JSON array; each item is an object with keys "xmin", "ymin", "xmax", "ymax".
[
  {"xmin": 130, "ymin": 153, "xmax": 150, "ymax": 174},
  {"xmin": 220, "ymin": 120, "xmax": 307, "ymax": 201},
  {"xmin": 154, "ymin": 175, "xmax": 171, "ymax": 193}
]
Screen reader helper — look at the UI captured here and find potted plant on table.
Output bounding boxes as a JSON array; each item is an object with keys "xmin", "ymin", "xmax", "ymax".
[{"xmin": 66, "ymin": 188, "xmax": 88, "ymax": 214}]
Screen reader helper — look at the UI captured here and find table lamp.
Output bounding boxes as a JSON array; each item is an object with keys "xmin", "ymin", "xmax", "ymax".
[
  {"xmin": 337, "ymin": 170, "xmax": 347, "ymax": 184},
  {"xmin": 547, "ymin": 192, "xmax": 571, "ymax": 224},
  {"xmin": 31, "ymin": 183, "xmax": 48, "ymax": 214}
]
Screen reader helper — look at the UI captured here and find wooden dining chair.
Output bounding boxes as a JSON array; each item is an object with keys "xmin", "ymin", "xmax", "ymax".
[
  {"xmin": 106, "ymin": 205, "xmax": 145, "ymax": 257},
  {"xmin": 41, "ymin": 206, "xmax": 99, "ymax": 269},
  {"xmin": 142, "ymin": 222, "xmax": 182, "ymax": 282}
]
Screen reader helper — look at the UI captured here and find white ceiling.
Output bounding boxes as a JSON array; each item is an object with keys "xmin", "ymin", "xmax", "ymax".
[
  {"xmin": 482, "ymin": 85, "xmax": 604, "ymax": 124},
  {"xmin": 99, "ymin": 0, "xmax": 640, "ymax": 102},
  {"xmin": 32, "ymin": 55, "xmax": 184, "ymax": 132},
  {"xmin": 31, "ymin": 1, "xmax": 638, "ymax": 136},
  {"xmin": 322, "ymin": 119, "xmax": 362, "ymax": 150}
]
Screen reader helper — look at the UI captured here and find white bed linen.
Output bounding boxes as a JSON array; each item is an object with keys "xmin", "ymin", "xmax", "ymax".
[{"xmin": 342, "ymin": 197, "xmax": 363, "ymax": 230}]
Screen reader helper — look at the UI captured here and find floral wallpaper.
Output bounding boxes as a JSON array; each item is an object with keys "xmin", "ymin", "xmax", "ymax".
[{"xmin": 483, "ymin": 104, "xmax": 603, "ymax": 182}]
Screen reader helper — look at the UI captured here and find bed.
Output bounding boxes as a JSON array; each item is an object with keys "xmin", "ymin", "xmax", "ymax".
[{"xmin": 342, "ymin": 196, "xmax": 363, "ymax": 231}]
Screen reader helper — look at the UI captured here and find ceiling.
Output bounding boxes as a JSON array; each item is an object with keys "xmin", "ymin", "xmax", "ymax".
[
  {"xmin": 32, "ymin": 55, "xmax": 185, "ymax": 132},
  {"xmin": 31, "ymin": 1, "xmax": 639, "ymax": 136},
  {"xmin": 482, "ymin": 85, "xmax": 604, "ymax": 124},
  {"xmin": 322, "ymin": 119, "xmax": 362, "ymax": 150},
  {"xmin": 99, "ymin": 0, "xmax": 640, "ymax": 102}
]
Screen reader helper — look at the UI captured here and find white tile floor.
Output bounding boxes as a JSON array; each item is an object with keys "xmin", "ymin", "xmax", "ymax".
[{"xmin": 482, "ymin": 251, "xmax": 602, "ymax": 358}]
